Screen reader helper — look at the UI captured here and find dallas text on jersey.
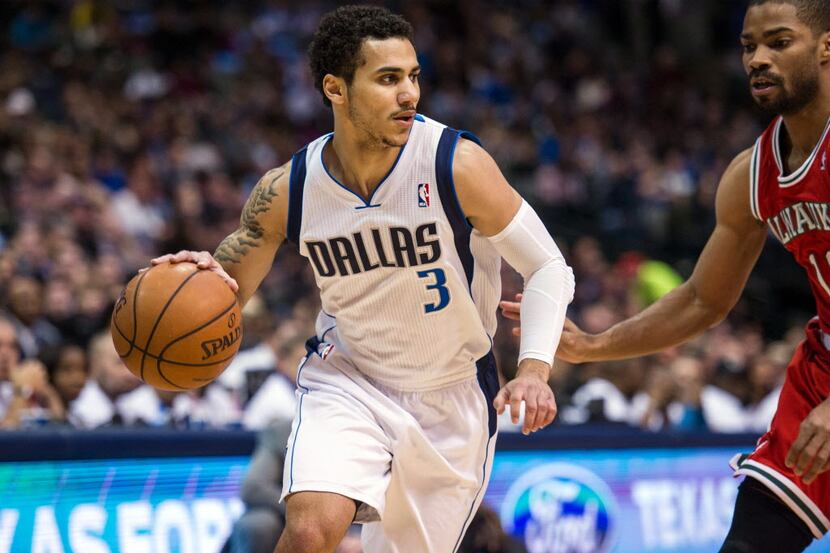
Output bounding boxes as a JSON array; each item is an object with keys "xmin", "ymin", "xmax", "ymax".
[{"xmin": 304, "ymin": 222, "xmax": 441, "ymax": 278}]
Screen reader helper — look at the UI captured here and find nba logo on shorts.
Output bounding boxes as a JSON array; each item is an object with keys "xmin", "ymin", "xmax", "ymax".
[{"xmin": 418, "ymin": 183, "xmax": 430, "ymax": 207}]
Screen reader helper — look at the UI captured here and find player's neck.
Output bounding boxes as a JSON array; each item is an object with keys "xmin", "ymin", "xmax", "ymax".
[
  {"xmin": 780, "ymin": 94, "xmax": 830, "ymax": 161},
  {"xmin": 327, "ymin": 127, "xmax": 401, "ymax": 202}
]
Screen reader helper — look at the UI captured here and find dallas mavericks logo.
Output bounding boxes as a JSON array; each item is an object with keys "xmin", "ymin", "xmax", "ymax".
[
  {"xmin": 500, "ymin": 463, "xmax": 618, "ymax": 553},
  {"xmin": 418, "ymin": 182, "xmax": 430, "ymax": 207}
]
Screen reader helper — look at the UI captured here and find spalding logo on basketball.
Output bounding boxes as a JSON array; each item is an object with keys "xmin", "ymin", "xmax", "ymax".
[
  {"xmin": 110, "ymin": 262, "xmax": 243, "ymax": 391},
  {"xmin": 200, "ymin": 312, "xmax": 242, "ymax": 361},
  {"xmin": 500, "ymin": 463, "xmax": 618, "ymax": 553}
]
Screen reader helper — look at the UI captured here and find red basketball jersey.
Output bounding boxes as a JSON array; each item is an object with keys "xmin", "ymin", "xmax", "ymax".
[{"xmin": 750, "ymin": 115, "xmax": 830, "ymax": 333}]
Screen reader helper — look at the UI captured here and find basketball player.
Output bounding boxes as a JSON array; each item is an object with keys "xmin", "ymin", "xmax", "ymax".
[
  {"xmin": 150, "ymin": 5, "xmax": 575, "ymax": 552},
  {"xmin": 501, "ymin": 1, "xmax": 830, "ymax": 551}
]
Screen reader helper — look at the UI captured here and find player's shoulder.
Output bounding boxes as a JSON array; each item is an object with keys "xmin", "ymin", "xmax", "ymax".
[
  {"xmin": 721, "ymin": 147, "xmax": 754, "ymax": 187},
  {"xmin": 715, "ymin": 146, "xmax": 763, "ymax": 226},
  {"xmin": 241, "ymin": 160, "xmax": 292, "ymax": 232},
  {"xmin": 454, "ymin": 134, "xmax": 483, "ymax": 160},
  {"xmin": 249, "ymin": 160, "xmax": 292, "ymax": 207}
]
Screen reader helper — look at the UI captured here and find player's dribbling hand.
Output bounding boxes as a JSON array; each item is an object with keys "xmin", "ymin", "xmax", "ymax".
[
  {"xmin": 787, "ymin": 399, "xmax": 830, "ymax": 485},
  {"xmin": 499, "ymin": 293, "xmax": 597, "ymax": 364},
  {"xmin": 493, "ymin": 359, "xmax": 557, "ymax": 435},
  {"xmin": 144, "ymin": 250, "xmax": 239, "ymax": 293}
]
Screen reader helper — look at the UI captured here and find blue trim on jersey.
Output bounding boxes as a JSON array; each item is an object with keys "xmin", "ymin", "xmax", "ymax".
[
  {"xmin": 452, "ymin": 349, "xmax": 498, "ymax": 552},
  {"xmin": 287, "ymin": 354, "xmax": 311, "ymax": 493},
  {"xmin": 303, "ymin": 326, "xmax": 336, "ymax": 357},
  {"xmin": 453, "ymin": 434, "xmax": 493, "ymax": 553},
  {"xmin": 414, "ymin": 114, "xmax": 425, "ymax": 122},
  {"xmin": 436, "ymin": 127, "xmax": 481, "ymax": 291},
  {"xmin": 287, "ymin": 145, "xmax": 309, "ymax": 245},
  {"xmin": 305, "ymin": 335, "xmax": 322, "ymax": 356},
  {"xmin": 476, "ymin": 350, "xmax": 499, "ymax": 438},
  {"xmin": 320, "ymin": 134, "xmax": 407, "ymax": 208}
]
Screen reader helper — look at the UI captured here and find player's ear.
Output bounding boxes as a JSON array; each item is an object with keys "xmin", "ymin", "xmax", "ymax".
[
  {"xmin": 323, "ymin": 74, "xmax": 346, "ymax": 106},
  {"xmin": 820, "ymin": 31, "xmax": 830, "ymax": 65}
]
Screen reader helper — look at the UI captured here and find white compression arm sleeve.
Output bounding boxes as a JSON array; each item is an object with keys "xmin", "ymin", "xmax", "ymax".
[{"xmin": 487, "ymin": 200, "xmax": 575, "ymax": 366}]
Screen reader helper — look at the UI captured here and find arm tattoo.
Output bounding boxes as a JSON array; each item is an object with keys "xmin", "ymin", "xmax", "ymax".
[{"xmin": 214, "ymin": 165, "xmax": 285, "ymax": 264}]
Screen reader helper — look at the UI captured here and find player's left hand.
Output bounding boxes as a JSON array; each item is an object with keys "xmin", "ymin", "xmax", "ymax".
[
  {"xmin": 786, "ymin": 399, "xmax": 830, "ymax": 484},
  {"xmin": 493, "ymin": 359, "xmax": 556, "ymax": 435}
]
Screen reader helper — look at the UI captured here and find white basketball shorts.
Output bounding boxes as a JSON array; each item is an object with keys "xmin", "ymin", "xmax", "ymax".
[{"xmin": 280, "ymin": 338, "xmax": 499, "ymax": 553}]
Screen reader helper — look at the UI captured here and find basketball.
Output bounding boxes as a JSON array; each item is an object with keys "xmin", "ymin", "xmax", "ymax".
[{"xmin": 110, "ymin": 261, "xmax": 243, "ymax": 391}]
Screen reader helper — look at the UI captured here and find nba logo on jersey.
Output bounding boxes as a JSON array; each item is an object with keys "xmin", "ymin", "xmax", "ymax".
[
  {"xmin": 418, "ymin": 183, "xmax": 430, "ymax": 207},
  {"xmin": 822, "ymin": 150, "xmax": 827, "ymax": 172}
]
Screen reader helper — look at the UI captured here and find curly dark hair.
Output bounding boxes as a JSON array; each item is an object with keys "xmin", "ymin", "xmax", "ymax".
[
  {"xmin": 309, "ymin": 5, "xmax": 414, "ymax": 108},
  {"xmin": 748, "ymin": 0, "xmax": 830, "ymax": 34}
]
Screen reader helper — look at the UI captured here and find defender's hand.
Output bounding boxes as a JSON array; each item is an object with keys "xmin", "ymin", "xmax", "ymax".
[
  {"xmin": 493, "ymin": 359, "xmax": 556, "ymax": 435},
  {"xmin": 145, "ymin": 250, "xmax": 239, "ymax": 293},
  {"xmin": 499, "ymin": 294, "xmax": 597, "ymax": 364},
  {"xmin": 787, "ymin": 400, "xmax": 830, "ymax": 485},
  {"xmin": 499, "ymin": 293, "xmax": 522, "ymax": 325}
]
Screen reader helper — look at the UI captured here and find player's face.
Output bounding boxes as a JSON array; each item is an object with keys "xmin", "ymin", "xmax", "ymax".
[
  {"xmin": 741, "ymin": 3, "xmax": 822, "ymax": 115},
  {"xmin": 345, "ymin": 38, "xmax": 420, "ymax": 148}
]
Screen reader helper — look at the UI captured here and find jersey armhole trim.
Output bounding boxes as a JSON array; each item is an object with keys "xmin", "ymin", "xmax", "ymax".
[
  {"xmin": 749, "ymin": 137, "xmax": 762, "ymax": 221},
  {"xmin": 287, "ymin": 146, "xmax": 309, "ymax": 246},
  {"xmin": 436, "ymin": 127, "xmax": 481, "ymax": 291},
  {"xmin": 436, "ymin": 128, "xmax": 482, "ymax": 230}
]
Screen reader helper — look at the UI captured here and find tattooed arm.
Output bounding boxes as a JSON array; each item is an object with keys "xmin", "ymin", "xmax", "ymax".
[
  {"xmin": 151, "ymin": 162, "xmax": 291, "ymax": 308},
  {"xmin": 214, "ymin": 162, "xmax": 291, "ymax": 307}
]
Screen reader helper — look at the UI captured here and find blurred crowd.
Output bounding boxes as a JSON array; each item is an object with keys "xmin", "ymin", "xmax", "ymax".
[{"xmin": 0, "ymin": 0, "xmax": 815, "ymax": 437}]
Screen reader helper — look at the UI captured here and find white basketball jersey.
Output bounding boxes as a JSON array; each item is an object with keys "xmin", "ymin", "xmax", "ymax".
[{"xmin": 286, "ymin": 115, "xmax": 501, "ymax": 392}]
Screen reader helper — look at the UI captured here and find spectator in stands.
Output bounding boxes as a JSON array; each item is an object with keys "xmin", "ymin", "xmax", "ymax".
[
  {"xmin": 457, "ymin": 504, "xmax": 527, "ymax": 553},
  {"xmin": 118, "ymin": 383, "xmax": 239, "ymax": 428},
  {"xmin": 1, "ymin": 358, "xmax": 66, "ymax": 428},
  {"xmin": 0, "ymin": 316, "xmax": 21, "ymax": 421},
  {"xmin": 743, "ymin": 342, "xmax": 790, "ymax": 433},
  {"xmin": 4, "ymin": 274, "xmax": 61, "ymax": 358},
  {"xmin": 71, "ymin": 331, "xmax": 141, "ymax": 428},
  {"xmin": 562, "ymin": 357, "xmax": 653, "ymax": 426},
  {"xmin": 667, "ymin": 353, "xmax": 708, "ymax": 431},
  {"xmin": 219, "ymin": 294, "xmax": 279, "ymax": 402},
  {"xmin": 638, "ymin": 365, "xmax": 680, "ymax": 431},
  {"xmin": 225, "ymin": 418, "xmax": 293, "ymax": 553},
  {"xmin": 171, "ymin": 384, "xmax": 241, "ymax": 429},
  {"xmin": 117, "ymin": 386, "xmax": 180, "ymax": 427},
  {"xmin": 40, "ymin": 343, "xmax": 89, "ymax": 426},
  {"xmin": 243, "ymin": 323, "xmax": 307, "ymax": 430},
  {"xmin": 700, "ymin": 334, "xmax": 752, "ymax": 433}
]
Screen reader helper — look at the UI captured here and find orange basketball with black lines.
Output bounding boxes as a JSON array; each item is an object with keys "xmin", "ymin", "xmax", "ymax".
[{"xmin": 110, "ymin": 262, "xmax": 243, "ymax": 391}]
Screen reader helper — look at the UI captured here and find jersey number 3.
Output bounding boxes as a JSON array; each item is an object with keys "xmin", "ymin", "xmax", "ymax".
[{"xmin": 417, "ymin": 268, "xmax": 450, "ymax": 313}]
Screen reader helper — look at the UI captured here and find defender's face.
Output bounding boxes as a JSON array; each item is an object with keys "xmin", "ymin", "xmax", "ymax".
[
  {"xmin": 346, "ymin": 38, "xmax": 420, "ymax": 148},
  {"xmin": 741, "ymin": 3, "xmax": 821, "ymax": 115}
]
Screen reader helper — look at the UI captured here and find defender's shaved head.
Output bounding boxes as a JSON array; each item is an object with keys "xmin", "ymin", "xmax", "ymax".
[{"xmin": 748, "ymin": 0, "xmax": 830, "ymax": 34}]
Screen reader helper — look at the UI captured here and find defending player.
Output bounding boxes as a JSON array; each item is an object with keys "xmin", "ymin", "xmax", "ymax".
[
  {"xmin": 502, "ymin": 1, "xmax": 830, "ymax": 551},
  {"xmin": 150, "ymin": 5, "xmax": 575, "ymax": 552}
]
